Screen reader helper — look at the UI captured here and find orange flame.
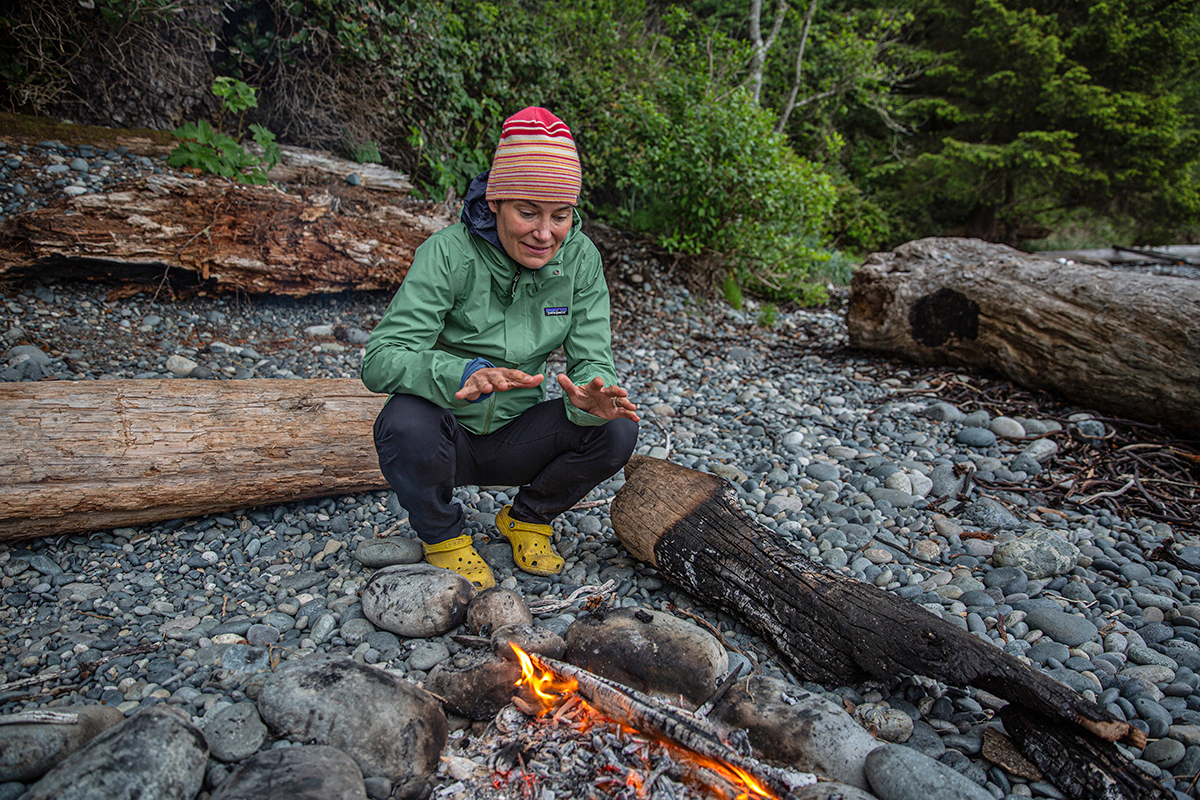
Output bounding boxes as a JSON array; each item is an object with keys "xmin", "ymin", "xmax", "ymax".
[
  {"xmin": 511, "ymin": 644, "xmax": 578, "ymax": 715},
  {"xmin": 508, "ymin": 645, "xmax": 780, "ymax": 800}
]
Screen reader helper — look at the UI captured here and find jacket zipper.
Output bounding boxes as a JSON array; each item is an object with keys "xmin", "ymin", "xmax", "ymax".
[{"xmin": 510, "ymin": 269, "xmax": 521, "ymax": 299}]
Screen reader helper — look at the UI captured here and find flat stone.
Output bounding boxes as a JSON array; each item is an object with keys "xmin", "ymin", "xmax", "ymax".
[
  {"xmin": 863, "ymin": 743, "xmax": 993, "ymax": 800},
  {"xmin": 205, "ymin": 702, "xmax": 267, "ymax": 763},
  {"xmin": 258, "ymin": 656, "xmax": 446, "ymax": 783},
  {"xmin": 712, "ymin": 676, "xmax": 882, "ymax": 789},
  {"xmin": 0, "ymin": 704, "xmax": 124, "ymax": 782},
  {"xmin": 565, "ymin": 607, "xmax": 728, "ymax": 709},
  {"xmin": 209, "ymin": 745, "xmax": 366, "ymax": 800},
  {"xmin": 354, "ymin": 538, "xmax": 423, "ymax": 568},
  {"xmin": 992, "ymin": 527, "xmax": 1080, "ymax": 578},
  {"xmin": 362, "ymin": 563, "xmax": 476, "ymax": 638},
  {"xmin": 18, "ymin": 706, "xmax": 207, "ymax": 800},
  {"xmin": 1024, "ymin": 607, "xmax": 1098, "ymax": 647}
]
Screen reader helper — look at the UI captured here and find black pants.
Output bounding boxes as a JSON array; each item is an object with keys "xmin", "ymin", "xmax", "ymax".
[{"xmin": 374, "ymin": 394, "xmax": 639, "ymax": 545}]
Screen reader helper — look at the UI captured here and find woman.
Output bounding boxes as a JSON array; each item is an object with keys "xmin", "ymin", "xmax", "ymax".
[{"xmin": 362, "ymin": 107, "xmax": 639, "ymax": 590}]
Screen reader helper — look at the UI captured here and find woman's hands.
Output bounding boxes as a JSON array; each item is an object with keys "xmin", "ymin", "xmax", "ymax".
[
  {"xmin": 454, "ymin": 368, "xmax": 544, "ymax": 402},
  {"xmin": 557, "ymin": 374, "xmax": 640, "ymax": 422}
]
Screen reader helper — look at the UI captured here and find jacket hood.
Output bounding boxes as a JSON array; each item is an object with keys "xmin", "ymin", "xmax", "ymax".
[{"xmin": 461, "ymin": 171, "xmax": 502, "ymax": 251}]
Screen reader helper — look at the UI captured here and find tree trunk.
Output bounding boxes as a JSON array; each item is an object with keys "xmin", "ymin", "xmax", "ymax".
[
  {"xmin": 0, "ymin": 379, "xmax": 388, "ymax": 540},
  {"xmin": 847, "ymin": 237, "xmax": 1200, "ymax": 437},
  {"xmin": 610, "ymin": 455, "xmax": 1145, "ymax": 749},
  {"xmin": 0, "ymin": 175, "xmax": 454, "ymax": 297}
]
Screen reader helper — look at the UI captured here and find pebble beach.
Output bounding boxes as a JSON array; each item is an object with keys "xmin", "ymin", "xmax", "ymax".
[{"xmin": 2, "ymin": 138, "xmax": 1200, "ymax": 800}]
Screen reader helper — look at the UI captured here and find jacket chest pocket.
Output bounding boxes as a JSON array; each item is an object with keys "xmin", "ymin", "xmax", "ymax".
[{"xmin": 504, "ymin": 299, "xmax": 571, "ymax": 365}]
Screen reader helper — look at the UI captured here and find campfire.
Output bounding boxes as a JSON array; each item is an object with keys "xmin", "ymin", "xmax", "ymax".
[{"xmin": 503, "ymin": 644, "xmax": 816, "ymax": 800}]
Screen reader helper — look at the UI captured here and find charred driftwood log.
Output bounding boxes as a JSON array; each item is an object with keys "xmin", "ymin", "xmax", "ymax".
[
  {"xmin": 1000, "ymin": 706, "xmax": 1171, "ymax": 799},
  {"xmin": 0, "ymin": 174, "xmax": 454, "ymax": 296},
  {"xmin": 847, "ymin": 237, "xmax": 1200, "ymax": 437},
  {"xmin": 0, "ymin": 378, "xmax": 387, "ymax": 540},
  {"xmin": 610, "ymin": 455, "xmax": 1145, "ymax": 750}
]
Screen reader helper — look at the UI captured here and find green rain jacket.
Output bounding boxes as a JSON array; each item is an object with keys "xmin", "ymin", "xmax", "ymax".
[{"xmin": 360, "ymin": 179, "xmax": 618, "ymax": 435}]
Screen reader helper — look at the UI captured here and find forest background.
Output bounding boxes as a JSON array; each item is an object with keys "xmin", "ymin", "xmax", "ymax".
[{"xmin": 2, "ymin": 0, "xmax": 1199, "ymax": 305}]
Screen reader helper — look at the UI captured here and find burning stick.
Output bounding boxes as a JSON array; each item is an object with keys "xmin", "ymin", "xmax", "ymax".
[{"xmin": 511, "ymin": 645, "xmax": 816, "ymax": 800}]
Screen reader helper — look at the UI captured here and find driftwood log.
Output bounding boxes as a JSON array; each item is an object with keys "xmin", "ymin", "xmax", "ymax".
[
  {"xmin": 0, "ymin": 378, "xmax": 387, "ymax": 540},
  {"xmin": 610, "ymin": 455, "xmax": 1146, "ymax": 757},
  {"xmin": 847, "ymin": 237, "xmax": 1200, "ymax": 437},
  {"xmin": 0, "ymin": 174, "xmax": 454, "ymax": 296},
  {"xmin": 1000, "ymin": 706, "xmax": 1172, "ymax": 800}
]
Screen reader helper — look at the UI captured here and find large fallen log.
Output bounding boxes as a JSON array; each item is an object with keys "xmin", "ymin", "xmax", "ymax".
[
  {"xmin": 0, "ymin": 175, "xmax": 454, "ymax": 296},
  {"xmin": 0, "ymin": 379, "xmax": 388, "ymax": 540},
  {"xmin": 610, "ymin": 455, "xmax": 1146, "ymax": 756},
  {"xmin": 847, "ymin": 237, "xmax": 1200, "ymax": 437}
]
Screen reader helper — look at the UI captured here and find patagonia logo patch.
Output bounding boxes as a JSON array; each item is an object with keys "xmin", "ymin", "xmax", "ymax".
[{"xmin": 544, "ymin": 306, "xmax": 569, "ymax": 316}]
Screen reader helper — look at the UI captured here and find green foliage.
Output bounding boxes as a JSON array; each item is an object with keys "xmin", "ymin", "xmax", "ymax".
[
  {"xmin": 757, "ymin": 302, "xmax": 779, "ymax": 327},
  {"xmin": 722, "ymin": 273, "xmax": 744, "ymax": 309},
  {"xmin": 169, "ymin": 79, "xmax": 278, "ymax": 184},
  {"xmin": 348, "ymin": 139, "xmax": 382, "ymax": 164},
  {"xmin": 578, "ymin": 10, "xmax": 837, "ymax": 305},
  {"xmin": 880, "ymin": 0, "xmax": 1200, "ymax": 243}
]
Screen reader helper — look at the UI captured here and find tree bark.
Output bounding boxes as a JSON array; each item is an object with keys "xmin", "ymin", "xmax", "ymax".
[
  {"xmin": 0, "ymin": 379, "xmax": 388, "ymax": 540},
  {"xmin": 847, "ymin": 237, "xmax": 1200, "ymax": 437},
  {"xmin": 610, "ymin": 455, "xmax": 1145, "ymax": 749},
  {"xmin": 1000, "ymin": 705, "xmax": 1172, "ymax": 799},
  {"xmin": 0, "ymin": 175, "xmax": 454, "ymax": 297}
]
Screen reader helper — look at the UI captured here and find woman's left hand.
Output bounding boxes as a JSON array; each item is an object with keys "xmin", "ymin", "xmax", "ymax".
[{"xmin": 557, "ymin": 374, "xmax": 640, "ymax": 422}]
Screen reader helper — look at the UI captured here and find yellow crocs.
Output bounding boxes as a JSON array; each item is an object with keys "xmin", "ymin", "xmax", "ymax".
[
  {"xmin": 423, "ymin": 534, "xmax": 495, "ymax": 590},
  {"xmin": 496, "ymin": 505, "xmax": 564, "ymax": 576}
]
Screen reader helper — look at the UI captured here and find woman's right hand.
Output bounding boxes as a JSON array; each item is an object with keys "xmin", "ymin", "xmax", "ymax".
[{"xmin": 455, "ymin": 368, "xmax": 544, "ymax": 402}]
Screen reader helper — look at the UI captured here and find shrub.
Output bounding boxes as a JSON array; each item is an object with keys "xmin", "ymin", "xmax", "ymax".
[
  {"xmin": 169, "ymin": 79, "xmax": 280, "ymax": 184},
  {"xmin": 588, "ymin": 83, "xmax": 836, "ymax": 305}
]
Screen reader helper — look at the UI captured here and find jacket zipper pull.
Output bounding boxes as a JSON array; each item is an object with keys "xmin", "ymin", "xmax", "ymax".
[{"xmin": 510, "ymin": 270, "xmax": 521, "ymax": 299}]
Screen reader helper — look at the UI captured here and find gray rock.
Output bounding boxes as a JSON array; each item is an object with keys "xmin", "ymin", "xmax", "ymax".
[
  {"xmin": 204, "ymin": 702, "xmax": 267, "ymax": 763},
  {"xmin": 466, "ymin": 587, "xmax": 532, "ymax": 634},
  {"xmin": 920, "ymin": 402, "xmax": 965, "ymax": 423},
  {"xmin": 712, "ymin": 676, "xmax": 882, "ymax": 789},
  {"xmin": 257, "ymin": 656, "xmax": 447, "ymax": 782},
  {"xmin": 565, "ymin": 607, "xmax": 728, "ymax": 709},
  {"xmin": 927, "ymin": 464, "xmax": 965, "ymax": 498},
  {"xmin": 1142, "ymin": 737, "xmax": 1185, "ymax": 769},
  {"xmin": 19, "ymin": 706, "xmax": 208, "ymax": 800},
  {"xmin": 1024, "ymin": 607, "xmax": 1098, "ymax": 647},
  {"xmin": 806, "ymin": 462, "xmax": 841, "ymax": 482},
  {"xmin": 7, "ymin": 344, "xmax": 51, "ymax": 367},
  {"xmin": 853, "ymin": 702, "xmax": 913, "ymax": 743},
  {"xmin": 792, "ymin": 783, "xmax": 879, "ymax": 800},
  {"xmin": 165, "ymin": 355, "xmax": 197, "ymax": 376},
  {"xmin": 0, "ymin": 704, "xmax": 124, "ymax": 782},
  {"xmin": 864, "ymin": 743, "xmax": 993, "ymax": 800},
  {"xmin": 310, "ymin": 613, "xmax": 337, "ymax": 645},
  {"xmin": 425, "ymin": 652, "xmax": 523, "ymax": 720},
  {"xmin": 361, "ymin": 563, "xmax": 476, "ymax": 638},
  {"xmin": 218, "ymin": 643, "xmax": 272, "ymax": 675},
  {"xmin": 960, "ymin": 497, "xmax": 1020, "ymax": 529},
  {"xmin": 246, "ymin": 623, "xmax": 280, "ymax": 646},
  {"xmin": 1023, "ymin": 438, "xmax": 1058, "ymax": 463},
  {"xmin": 209, "ymin": 745, "xmax": 367, "ymax": 800},
  {"xmin": 340, "ymin": 618, "xmax": 376, "ymax": 646},
  {"xmin": 988, "ymin": 417, "xmax": 1025, "ymax": 438},
  {"xmin": 355, "ymin": 537, "xmax": 423, "ymax": 568},
  {"xmin": 962, "ymin": 410, "xmax": 991, "ymax": 428},
  {"xmin": 491, "ymin": 623, "xmax": 567, "ymax": 661},
  {"xmin": 992, "ymin": 527, "xmax": 1080, "ymax": 578},
  {"xmin": 406, "ymin": 640, "xmax": 451, "ymax": 672}
]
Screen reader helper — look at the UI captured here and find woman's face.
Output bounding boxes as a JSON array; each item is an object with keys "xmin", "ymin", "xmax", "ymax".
[{"xmin": 488, "ymin": 199, "xmax": 573, "ymax": 269}]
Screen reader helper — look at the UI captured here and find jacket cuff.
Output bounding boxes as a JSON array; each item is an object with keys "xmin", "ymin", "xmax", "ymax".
[{"xmin": 460, "ymin": 358, "xmax": 495, "ymax": 404}]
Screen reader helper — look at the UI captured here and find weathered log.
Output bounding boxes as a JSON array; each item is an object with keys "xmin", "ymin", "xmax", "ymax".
[
  {"xmin": 610, "ymin": 455, "xmax": 1146, "ymax": 750},
  {"xmin": 0, "ymin": 379, "xmax": 388, "ymax": 540},
  {"xmin": 254, "ymin": 144, "xmax": 415, "ymax": 193},
  {"xmin": 847, "ymin": 237, "xmax": 1200, "ymax": 437},
  {"xmin": 0, "ymin": 175, "xmax": 454, "ymax": 296},
  {"xmin": 1000, "ymin": 705, "xmax": 1172, "ymax": 799}
]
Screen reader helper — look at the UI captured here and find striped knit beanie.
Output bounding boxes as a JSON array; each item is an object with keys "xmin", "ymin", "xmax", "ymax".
[{"xmin": 486, "ymin": 107, "xmax": 582, "ymax": 205}]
